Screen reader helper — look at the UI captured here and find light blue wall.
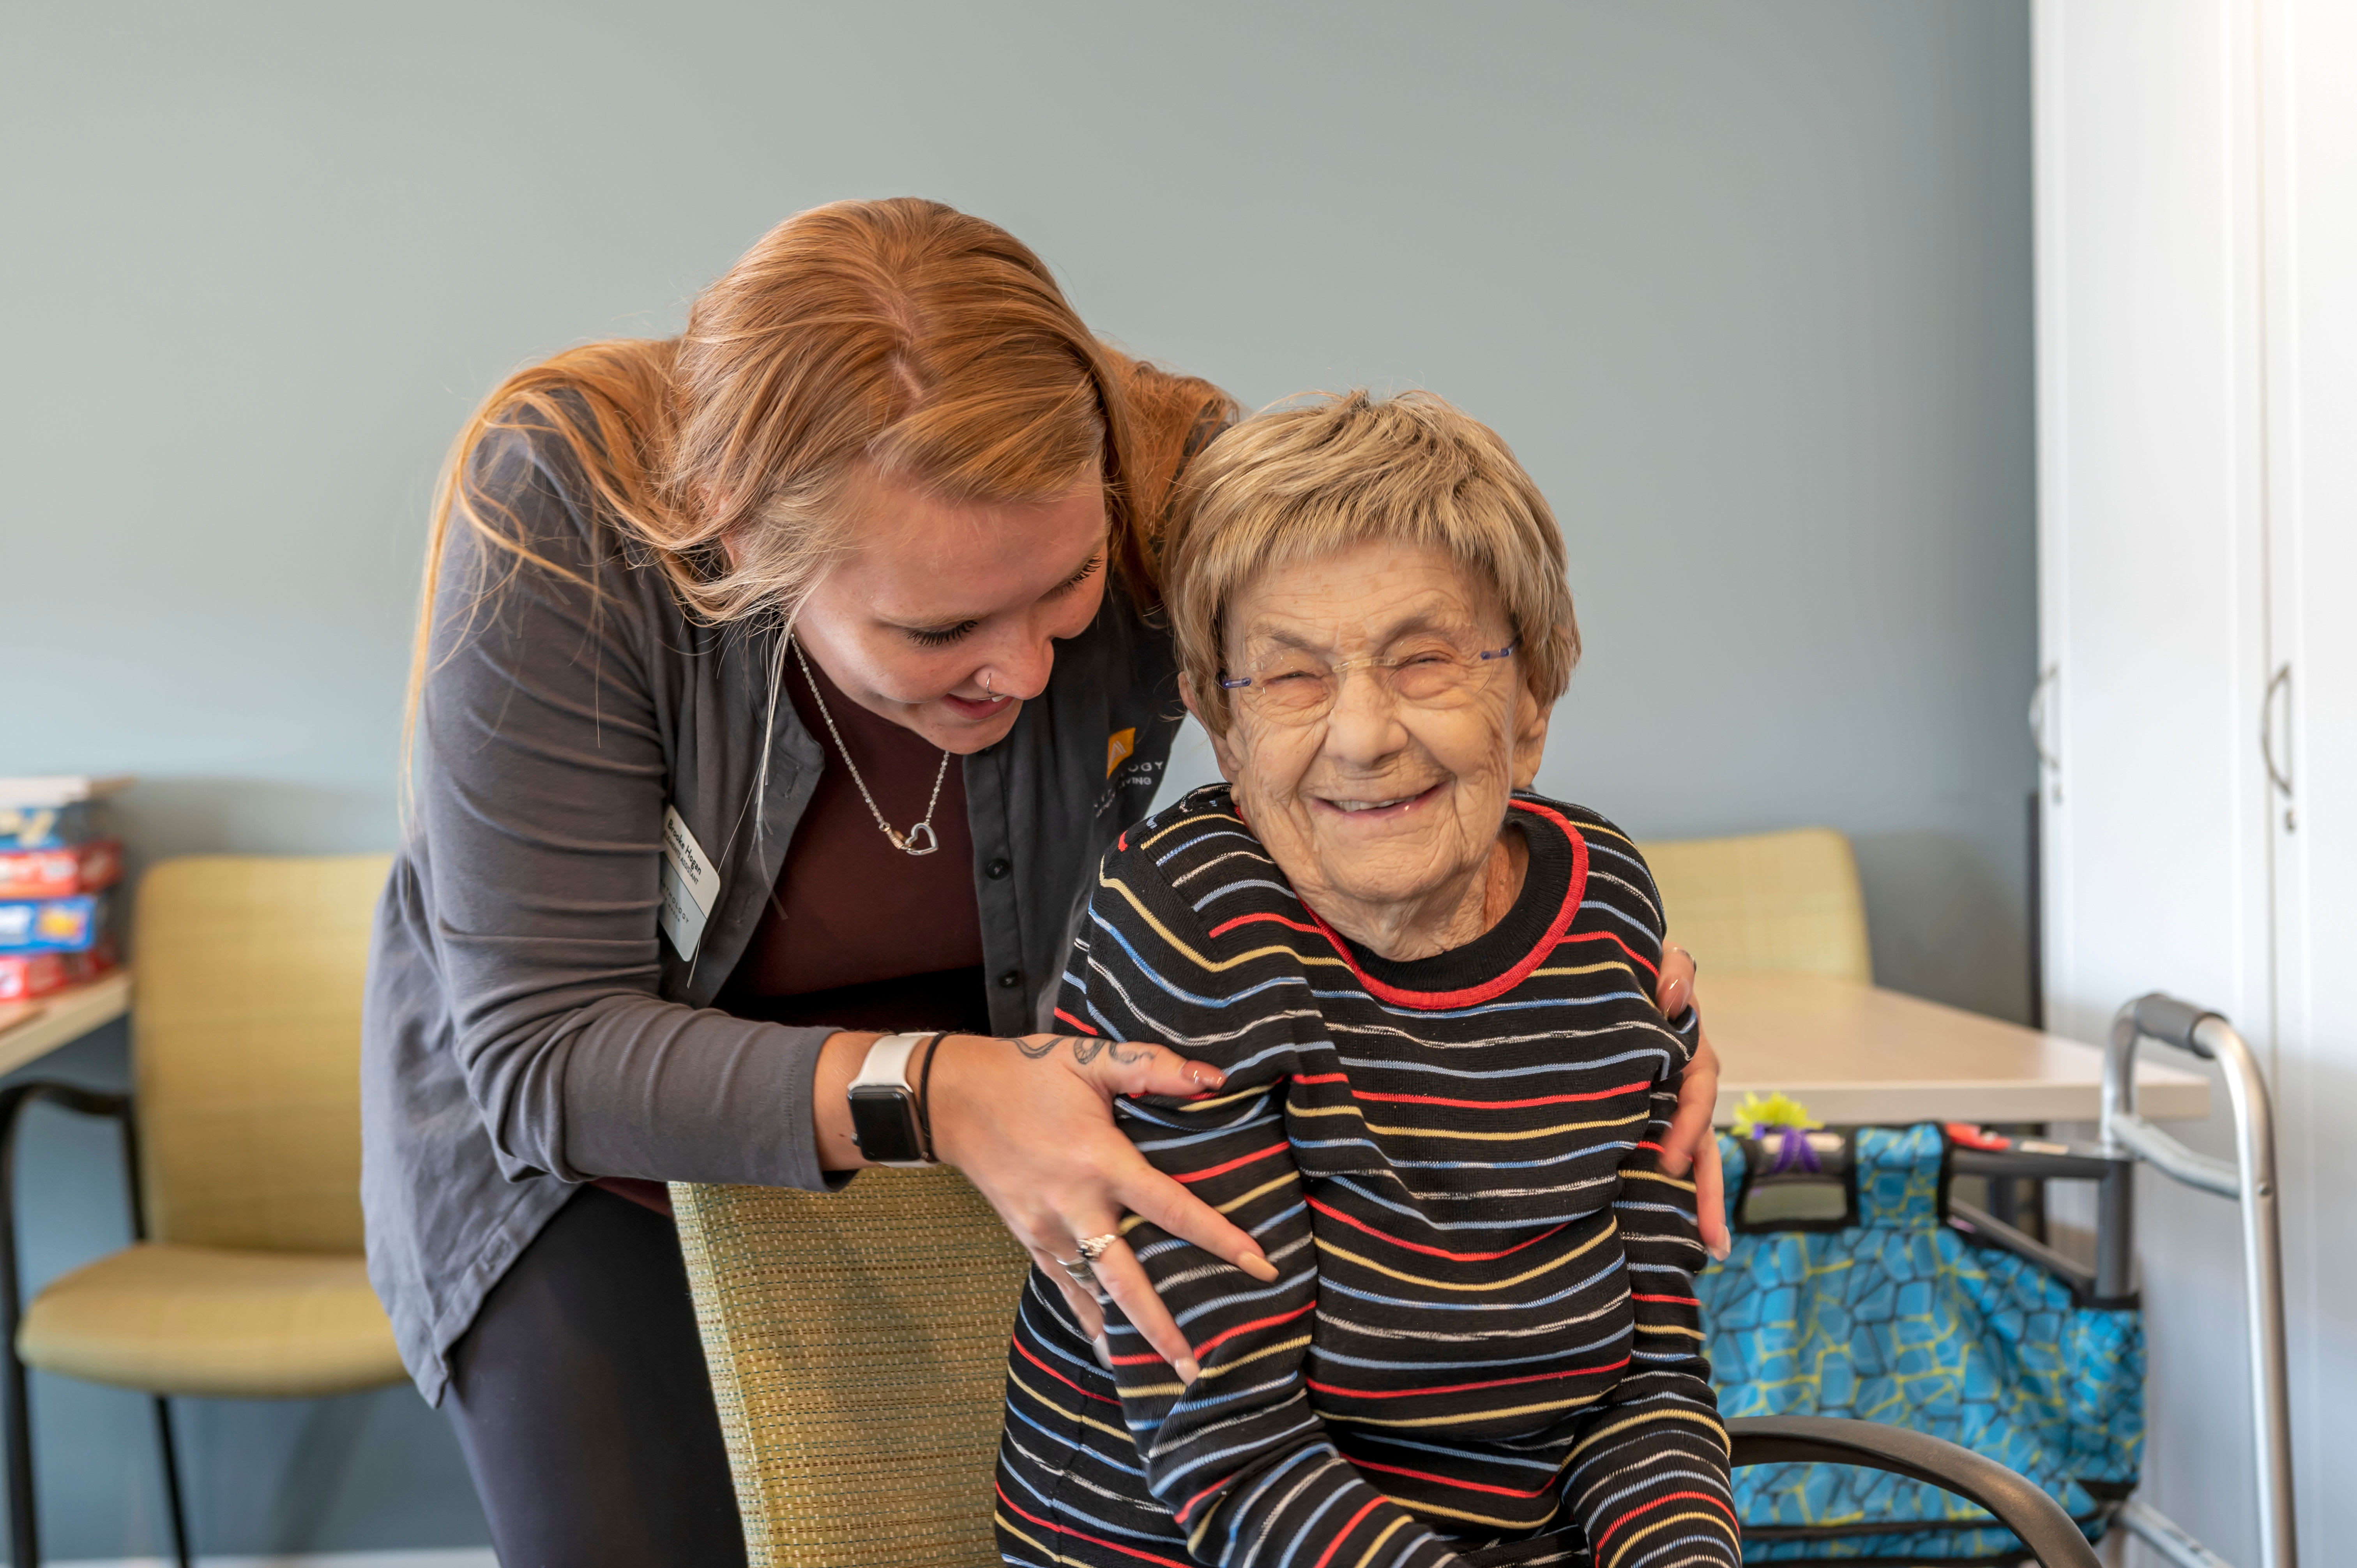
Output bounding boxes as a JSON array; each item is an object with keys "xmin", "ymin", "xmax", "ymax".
[{"xmin": 0, "ymin": 2, "xmax": 2032, "ymax": 1554}]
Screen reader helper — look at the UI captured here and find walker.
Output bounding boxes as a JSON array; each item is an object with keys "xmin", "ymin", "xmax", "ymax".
[{"xmin": 1697, "ymin": 992, "xmax": 2296, "ymax": 1568}]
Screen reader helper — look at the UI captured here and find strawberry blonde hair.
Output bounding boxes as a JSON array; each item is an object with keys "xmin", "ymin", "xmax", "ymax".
[{"xmin": 405, "ymin": 197, "xmax": 1235, "ymax": 777}]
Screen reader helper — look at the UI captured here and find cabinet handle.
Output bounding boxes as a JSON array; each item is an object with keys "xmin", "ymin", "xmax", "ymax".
[
  {"xmin": 2028, "ymin": 664, "xmax": 2061, "ymax": 803},
  {"xmin": 2262, "ymin": 662, "xmax": 2293, "ymax": 830}
]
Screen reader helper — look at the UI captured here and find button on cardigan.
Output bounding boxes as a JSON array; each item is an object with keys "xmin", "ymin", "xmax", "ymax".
[{"xmin": 360, "ymin": 417, "xmax": 1184, "ymax": 1402}]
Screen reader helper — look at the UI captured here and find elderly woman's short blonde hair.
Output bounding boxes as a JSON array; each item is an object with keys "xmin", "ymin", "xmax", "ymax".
[{"xmin": 1165, "ymin": 389, "xmax": 1580, "ymax": 735}]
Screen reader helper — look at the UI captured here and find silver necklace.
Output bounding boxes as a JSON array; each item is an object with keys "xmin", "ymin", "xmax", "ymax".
[{"xmin": 791, "ymin": 637, "xmax": 950, "ymax": 856}]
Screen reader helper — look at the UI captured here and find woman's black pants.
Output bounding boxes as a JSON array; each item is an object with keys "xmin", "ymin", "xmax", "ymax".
[{"xmin": 443, "ymin": 1185, "xmax": 748, "ymax": 1566}]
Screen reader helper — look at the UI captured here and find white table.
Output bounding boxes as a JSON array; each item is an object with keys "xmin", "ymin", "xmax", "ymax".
[
  {"xmin": 0, "ymin": 970, "xmax": 131, "ymax": 1079},
  {"xmin": 1703, "ymin": 971, "xmax": 2209, "ymax": 1127}
]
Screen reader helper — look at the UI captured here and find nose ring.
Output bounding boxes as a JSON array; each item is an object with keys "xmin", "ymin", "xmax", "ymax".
[{"xmin": 982, "ymin": 671, "xmax": 995, "ymax": 697}]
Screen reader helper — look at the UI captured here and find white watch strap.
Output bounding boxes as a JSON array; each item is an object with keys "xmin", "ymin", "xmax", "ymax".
[{"xmin": 849, "ymin": 1033, "xmax": 929, "ymax": 1093}]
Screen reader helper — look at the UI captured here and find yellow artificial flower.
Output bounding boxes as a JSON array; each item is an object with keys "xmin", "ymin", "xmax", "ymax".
[{"xmin": 1729, "ymin": 1091, "xmax": 1821, "ymax": 1138}]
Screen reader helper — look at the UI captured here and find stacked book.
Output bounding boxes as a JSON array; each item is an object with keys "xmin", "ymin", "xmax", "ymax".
[{"xmin": 0, "ymin": 777, "xmax": 130, "ymax": 1003}]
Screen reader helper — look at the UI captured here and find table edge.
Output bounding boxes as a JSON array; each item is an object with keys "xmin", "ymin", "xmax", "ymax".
[{"xmin": 0, "ymin": 970, "xmax": 133, "ymax": 1077}]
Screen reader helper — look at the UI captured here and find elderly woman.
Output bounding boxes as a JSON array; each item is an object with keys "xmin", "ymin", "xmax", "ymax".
[{"xmin": 993, "ymin": 392, "xmax": 1739, "ymax": 1568}]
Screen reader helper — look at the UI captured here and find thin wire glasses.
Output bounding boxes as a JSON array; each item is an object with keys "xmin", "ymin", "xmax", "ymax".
[{"xmin": 1219, "ymin": 638, "xmax": 1517, "ymax": 725}]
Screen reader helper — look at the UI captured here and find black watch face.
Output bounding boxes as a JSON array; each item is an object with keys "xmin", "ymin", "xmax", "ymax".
[{"xmin": 848, "ymin": 1086, "xmax": 925, "ymax": 1164}]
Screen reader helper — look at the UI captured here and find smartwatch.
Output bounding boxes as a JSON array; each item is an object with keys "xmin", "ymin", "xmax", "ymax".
[{"xmin": 847, "ymin": 1033, "xmax": 938, "ymax": 1167}]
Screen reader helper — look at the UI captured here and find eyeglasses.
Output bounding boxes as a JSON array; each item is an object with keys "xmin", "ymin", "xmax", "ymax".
[{"xmin": 1218, "ymin": 638, "xmax": 1517, "ymax": 725}]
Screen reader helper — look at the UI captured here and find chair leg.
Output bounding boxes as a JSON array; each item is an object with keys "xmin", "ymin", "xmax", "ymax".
[
  {"xmin": 4, "ymin": 1340, "xmax": 37, "ymax": 1568},
  {"xmin": 152, "ymin": 1397, "xmax": 189, "ymax": 1568}
]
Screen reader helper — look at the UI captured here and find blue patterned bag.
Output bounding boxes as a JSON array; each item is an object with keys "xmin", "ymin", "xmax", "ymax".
[{"xmin": 1697, "ymin": 1124, "xmax": 2143, "ymax": 1563}]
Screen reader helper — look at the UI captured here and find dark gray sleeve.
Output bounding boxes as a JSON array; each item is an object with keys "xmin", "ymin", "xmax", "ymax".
[{"xmin": 415, "ymin": 429, "xmax": 834, "ymax": 1190}]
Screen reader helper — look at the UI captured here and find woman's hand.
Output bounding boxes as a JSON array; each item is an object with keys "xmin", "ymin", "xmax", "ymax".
[
  {"xmin": 924, "ymin": 1033, "xmax": 1279, "ymax": 1383},
  {"xmin": 1654, "ymin": 944, "xmax": 1730, "ymax": 1261}
]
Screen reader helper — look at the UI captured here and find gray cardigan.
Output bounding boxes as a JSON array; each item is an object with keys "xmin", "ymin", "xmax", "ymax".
[{"xmin": 360, "ymin": 421, "xmax": 1183, "ymax": 1402}]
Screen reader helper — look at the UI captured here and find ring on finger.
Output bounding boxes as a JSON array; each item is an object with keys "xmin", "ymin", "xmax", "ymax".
[{"xmin": 1056, "ymin": 1232, "xmax": 1120, "ymax": 1291}]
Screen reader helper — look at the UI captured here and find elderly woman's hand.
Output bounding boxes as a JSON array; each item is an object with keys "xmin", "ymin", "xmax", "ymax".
[
  {"xmin": 1653, "ymin": 944, "xmax": 1730, "ymax": 1261},
  {"xmin": 926, "ymin": 1034, "xmax": 1279, "ymax": 1379}
]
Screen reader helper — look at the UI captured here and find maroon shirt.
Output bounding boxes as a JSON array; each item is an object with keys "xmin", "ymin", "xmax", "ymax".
[
  {"xmin": 594, "ymin": 651, "xmax": 993, "ymax": 1217},
  {"xmin": 719, "ymin": 648, "xmax": 992, "ymax": 1031}
]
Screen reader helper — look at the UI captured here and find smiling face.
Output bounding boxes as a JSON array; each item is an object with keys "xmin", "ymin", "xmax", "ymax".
[
  {"xmin": 1203, "ymin": 539, "xmax": 1552, "ymax": 959},
  {"xmin": 790, "ymin": 464, "xmax": 1110, "ymax": 753}
]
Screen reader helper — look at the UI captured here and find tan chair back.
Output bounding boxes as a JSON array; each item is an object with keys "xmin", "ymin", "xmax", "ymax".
[
  {"xmin": 133, "ymin": 854, "xmax": 391, "ymax": 1252},
  {"xmin": 1636, "ymin": 827, "xmax": 1873, "ymax": 983},
  {"xmin": 673, "ymin": 1169, "xmax": 1032, "ymax": 1568}
]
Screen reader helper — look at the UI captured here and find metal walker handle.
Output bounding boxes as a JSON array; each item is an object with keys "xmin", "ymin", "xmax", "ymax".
[{"xmin": 2101, "ymin": 994, "xmax": 2297, "ymax": 1568}]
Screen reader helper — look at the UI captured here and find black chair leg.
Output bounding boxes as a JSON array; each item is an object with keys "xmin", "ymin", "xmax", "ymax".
[
  {"xmin": 153, "ymin": 1397, "xmax": 189, "ymax": 1568},
  {"xmin": 0, "ymin": 1081, "xmax": 138, "ymax": 1568},
  {"xmin": 4, "ymin": 1338, "xmax": 37, "ymax": 1568}
]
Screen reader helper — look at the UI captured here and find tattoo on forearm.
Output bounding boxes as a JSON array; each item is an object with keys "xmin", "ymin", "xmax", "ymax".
[{"xmin": 1014, "ymin": 1035, "xmax": 1157, "ymax": 1067}]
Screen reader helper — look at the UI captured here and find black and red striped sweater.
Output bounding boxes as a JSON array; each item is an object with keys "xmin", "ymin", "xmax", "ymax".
[{"xmin": 994, "ymin": 786, "xmax": 1738, "ymax": 1568}]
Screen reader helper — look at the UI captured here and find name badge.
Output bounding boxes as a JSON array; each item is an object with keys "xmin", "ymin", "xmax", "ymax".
[{"xmin": 658, "ymin": 803, "xmax": 721, "ymax": 960}]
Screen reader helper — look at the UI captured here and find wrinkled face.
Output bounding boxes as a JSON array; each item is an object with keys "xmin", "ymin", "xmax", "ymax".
[
  {"xmin": 1205, "ymin": 540, "xmax": 1551, "ymax": 936},
  {"xmin": 792, "ymin": 465, "xmax": 1110, "ymax": 753}
]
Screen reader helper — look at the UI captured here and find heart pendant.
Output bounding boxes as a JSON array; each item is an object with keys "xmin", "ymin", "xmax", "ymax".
[{"xmin": 899, "ymin": 821, "xmax": 940, "ymax": 856}]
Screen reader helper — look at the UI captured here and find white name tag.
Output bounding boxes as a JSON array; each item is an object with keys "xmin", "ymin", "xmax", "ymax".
[{"xmin": 658, "ymin": 803, "xmax": 722, "ymax": 960}]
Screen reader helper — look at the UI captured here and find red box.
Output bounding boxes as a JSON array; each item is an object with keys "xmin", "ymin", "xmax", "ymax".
[
  {"xmin": 0, "ymin": 938, "xmax": 116, "ymax": 1003},
  {"xmin": 0, "ymin": 839, "xmax": 121, "ymax": 901},
  {"xmin": 0, "ymin": 954, "xmax": 63, "ymax": 1003}
]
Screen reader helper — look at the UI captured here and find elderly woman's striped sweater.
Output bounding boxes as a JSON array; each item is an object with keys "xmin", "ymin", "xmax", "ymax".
[{"xmin": 993, "ymin": 786, "xmax": 1738, "ymax": 1568}]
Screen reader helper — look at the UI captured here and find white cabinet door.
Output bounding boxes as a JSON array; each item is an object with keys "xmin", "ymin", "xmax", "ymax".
[
  {"xmin": 2261, "ymin": 0, "xmax": 2357, "ymax": 1552},
  {"xmin": 2032, "ymin": 2, "xmax": 2275, "ymax": 1562},
  {"xmin": 2039, "ymin": 0, "xmax": 2356, "ymax": 1561},
  {"xmin": 2034, "ymin": 0, "xmax": 2274, "ymax": 1042}
]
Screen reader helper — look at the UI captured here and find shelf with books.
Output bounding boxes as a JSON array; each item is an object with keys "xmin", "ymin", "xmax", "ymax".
[{"xmin": 0, "ymin": 776, "xmax": 130, "ymax": 1023}]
